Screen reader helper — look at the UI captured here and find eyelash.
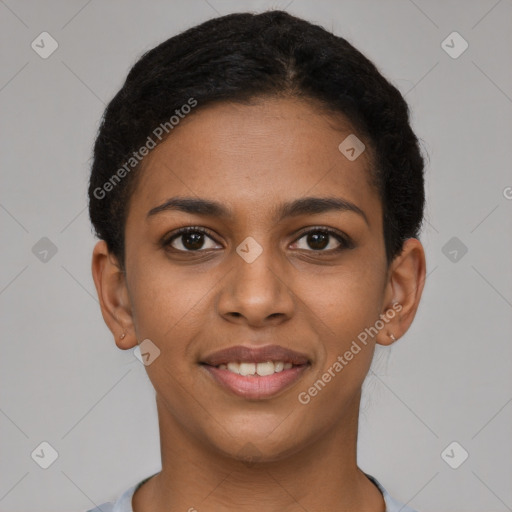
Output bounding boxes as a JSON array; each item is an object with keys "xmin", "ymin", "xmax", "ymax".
[{"xmin": 161, "ymin": 225, "xmax": 353, "ymax": 254}]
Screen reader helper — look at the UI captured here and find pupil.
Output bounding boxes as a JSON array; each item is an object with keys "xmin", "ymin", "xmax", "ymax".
[
  {"xmin": 183, "ymin": 232, "xmax": 204, "ymax": 250},
  {"xmin": 308, "ymin": 232, "xmax": 328, "ymax": 250}
]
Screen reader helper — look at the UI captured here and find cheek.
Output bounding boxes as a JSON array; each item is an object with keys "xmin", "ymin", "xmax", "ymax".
[
  {"xmin": 126, "ymin": 257, "xmax": 214, "ymax": 345},
  {"xmin": 297, "ymin": 275, "xmax": 380, "ymax": 413},
  {"xmin": 301, "ymin": 264, "xmax": 383, "ymax": 334},
  {"xmin": 297, "ymin": 264, "xmax": 384, "ymax": 387}
]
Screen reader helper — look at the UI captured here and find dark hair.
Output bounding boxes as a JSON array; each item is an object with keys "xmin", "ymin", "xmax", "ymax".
[{"xmin": 88, "ymin": 10, "xmax": 425, "ymax": 271}]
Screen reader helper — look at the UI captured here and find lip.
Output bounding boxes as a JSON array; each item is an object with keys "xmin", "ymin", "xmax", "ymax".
[
  {"xmin": 202, "ymin": 363, "xmax": 310, "ymax": 400},
  {"xmin": 200, "ymin": 344, "xmax": 310, "ymax": 366},
  {"xmin": 200, "ymin": 344, "xmax": 311, "ymax": 400}
]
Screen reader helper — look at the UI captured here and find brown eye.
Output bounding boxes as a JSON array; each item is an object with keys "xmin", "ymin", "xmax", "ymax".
[
  {"xmin": 179, "ymin": 231, "xmax": 206, "ymax": 251},
  {"xmin": 305, "ymin": 231, "xmax": 329, "ymax": 250},
  {"xmin": 293, "ymin": 228, "xmax": 351, "ymax": 252},
  {"xmin": 163, "ymin": 227, "xmax": 220, "ymax": 252}
]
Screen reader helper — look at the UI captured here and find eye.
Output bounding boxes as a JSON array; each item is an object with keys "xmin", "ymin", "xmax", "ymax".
[
  {"xmin": 291, "ymin": 228, "xmax": 352, "ymax": 252},
  {"xmin": 161, "ymin": 226, "xmax": 353, "ymax": 254},
  {"xmin": 162, "ymin": 226, "xmax": 221, "ymax": 252}
]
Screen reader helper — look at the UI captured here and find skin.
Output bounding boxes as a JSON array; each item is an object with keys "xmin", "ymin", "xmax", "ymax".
[{"xmin": 92, "ymin": 96, "xmax": 426, "ymax": 512}]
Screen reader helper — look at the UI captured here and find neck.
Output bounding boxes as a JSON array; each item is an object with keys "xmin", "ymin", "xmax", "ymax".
[{"xmin": 133, "ymin": 392, "xmax": 385, "ymax": 512}]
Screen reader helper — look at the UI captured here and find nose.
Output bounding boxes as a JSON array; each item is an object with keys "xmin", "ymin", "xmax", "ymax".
[{"xmin": 216, "ymin": 243, "xmax": 295, "ymax": 328}]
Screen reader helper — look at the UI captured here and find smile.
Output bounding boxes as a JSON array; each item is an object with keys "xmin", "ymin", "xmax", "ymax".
[
  {"xmin": 219, "ymin": 360, "xmax": 293, "ymax": 375},
  {"xmin": 201, "ymin": 361, "xmax": 310, "ymax": 400}
]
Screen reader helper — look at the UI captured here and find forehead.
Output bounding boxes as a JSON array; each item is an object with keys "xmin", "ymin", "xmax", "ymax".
[{"xmin": 130, "ymin": 97, "xmax": 380, "ymax": 225}]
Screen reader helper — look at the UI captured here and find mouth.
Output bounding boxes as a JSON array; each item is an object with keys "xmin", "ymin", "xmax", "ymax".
[{"xmin": 199, "ymin": 345, "xmax": 311, "ymax": 400}]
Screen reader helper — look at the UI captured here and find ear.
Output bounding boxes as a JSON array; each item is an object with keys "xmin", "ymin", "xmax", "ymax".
[
  {"xmin": 91, "ymin": 240, "xmax": 137, "ymax": 350},
  {"xmin": 375, "ymin": 237, "xmax": 426, "ymax": 346}
]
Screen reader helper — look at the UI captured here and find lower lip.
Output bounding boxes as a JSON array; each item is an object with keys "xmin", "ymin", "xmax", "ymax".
[{"xmin": 202, "ymin": 364, "xmax": 310, "ymax": 400}]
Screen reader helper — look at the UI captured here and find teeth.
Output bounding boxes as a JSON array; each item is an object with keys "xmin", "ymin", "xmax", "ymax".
[
  {"xmin": 239, "ymin": 362, "xmax": 256, "ymax": 376},
  {"xmin": 227, "ymin": 362, "xmax": 239, "ymax": 374},
  {"xmin": 255, "ymin": 361, "xmax": 274, "ymax": 376},
  {"xmin": 217, "ymin": 361, "xmax": 296, "ymax": 376},
  {"xmin": 274, "ymin": 361, "xmax": 284, "ymax": 372}
]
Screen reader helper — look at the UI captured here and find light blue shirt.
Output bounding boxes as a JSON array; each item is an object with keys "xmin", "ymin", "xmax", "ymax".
[{"xmin": 86, "ymin": 472, "xmax": 418, "ymax": 511}]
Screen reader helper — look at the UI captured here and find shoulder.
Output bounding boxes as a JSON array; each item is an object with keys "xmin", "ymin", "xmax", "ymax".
[
  {"xmin": 83, "ymin": 474, "xmax": 157, "ymax": 512},
  {"xmin": 85, "ymin": 504, "xmax": 114, "ymax": 512},
  {"xmin": 83, "ymin": 483, "xmax": 136, "ymax": 512},
  {"xmin": 365, "ymin": 473, "xmax": 420, "ymax": 512}
]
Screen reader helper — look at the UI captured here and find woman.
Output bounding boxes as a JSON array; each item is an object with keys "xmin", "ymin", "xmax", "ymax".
[{"xmin": 87, "ymin": 10, "xmax": 426, "ymax": 512}]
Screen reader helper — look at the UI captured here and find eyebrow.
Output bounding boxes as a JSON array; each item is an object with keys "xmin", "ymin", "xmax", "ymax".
[{"xmin": 147, "ymin": 196, "xmax": 369, "ymax": 226}]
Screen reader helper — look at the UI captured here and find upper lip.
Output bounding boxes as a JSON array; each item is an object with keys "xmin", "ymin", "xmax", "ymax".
[{"xmin": 201, "ymin": 345, "xmax": 310, "ymax": 366}]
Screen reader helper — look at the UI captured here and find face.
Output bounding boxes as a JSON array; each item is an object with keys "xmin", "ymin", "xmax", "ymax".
[{"xmin": 93, "ymin": 96, "xmax": 425, "ymax": 463}]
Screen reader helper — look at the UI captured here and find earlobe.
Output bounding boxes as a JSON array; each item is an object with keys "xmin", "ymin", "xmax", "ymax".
[
  {"xmin": 91, "ymin": 240, "xmax": 137, "ymax": 349},
  {"xmin": 376, "ymin": 238, "xmax": 426, "ymax": 346}
]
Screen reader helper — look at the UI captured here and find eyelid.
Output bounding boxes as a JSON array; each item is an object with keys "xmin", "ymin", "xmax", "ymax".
[
  {"xmin": 161, "ymin": 225, "xmax": 353, "ymax": 252},
  {"xmin": 162, "ymin": 226, "xmax": 220, "ymax": 246},
  {"xmin": 291, "ymin": 225, "xmax": 353, "ymax": 250}
]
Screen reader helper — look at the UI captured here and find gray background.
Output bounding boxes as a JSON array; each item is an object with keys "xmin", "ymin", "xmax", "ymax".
[{"xmin": 1, "ymin": 1, "xmax": 511, "ymax": 511}]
